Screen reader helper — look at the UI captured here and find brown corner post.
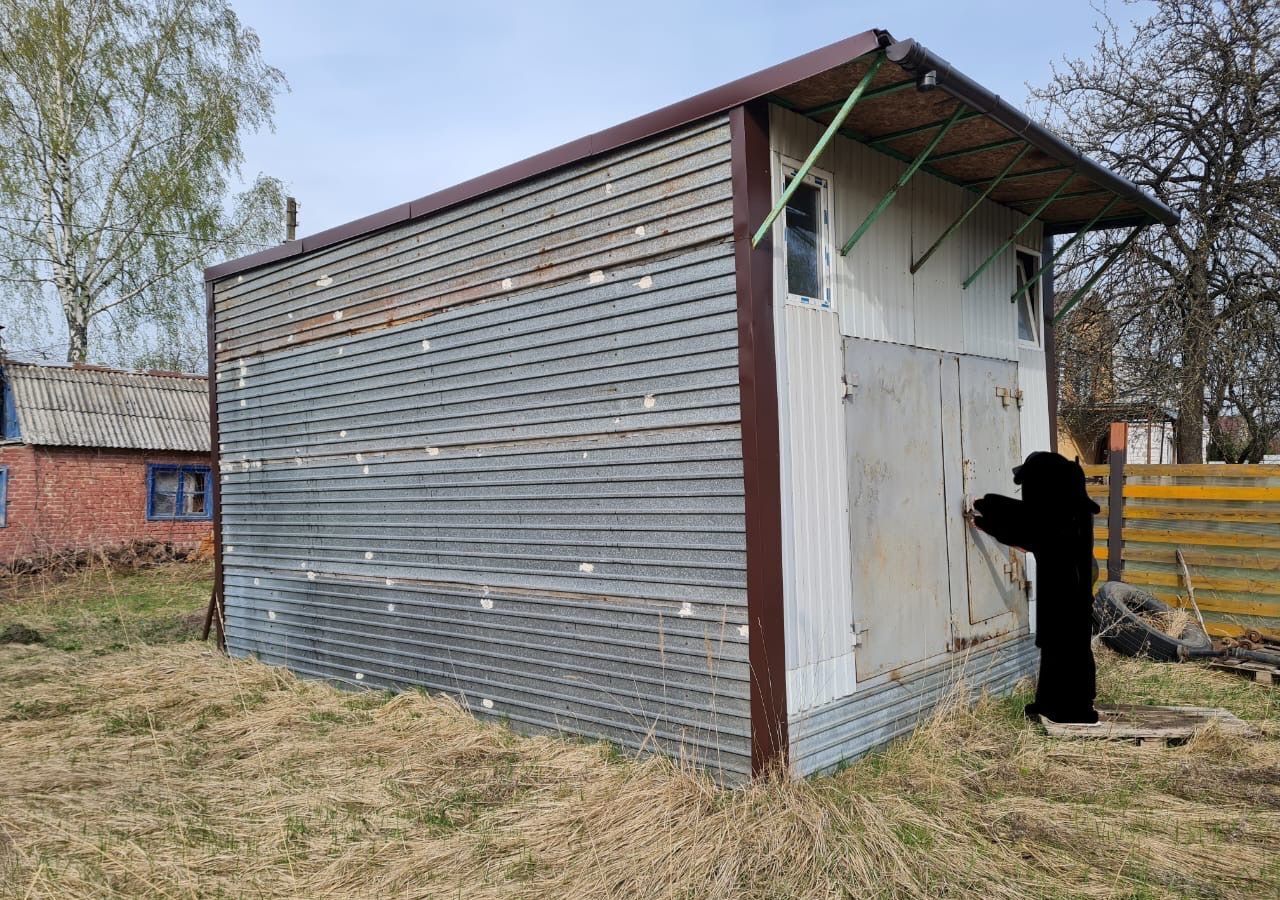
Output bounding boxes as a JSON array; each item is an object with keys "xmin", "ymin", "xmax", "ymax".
[
  {"xmin": 1106, "ymin": 422, "xmax": 1128, "ymax": 583},
  {"xmin": 730, "ymin": 101, "xmax": 788, "ymax": 776},
  {"xmin": 203, "ymin": 280, "xmax": 226, "ymax": 650},
  {"xmin": 1042, "ymin": 234, "xmax": 1058, "ymax": 454}
]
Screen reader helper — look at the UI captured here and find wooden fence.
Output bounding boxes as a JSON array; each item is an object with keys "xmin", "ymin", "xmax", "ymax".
[{"xmin": 1084, "ymin": 437, "xmax": 1280, "ymax": 639}]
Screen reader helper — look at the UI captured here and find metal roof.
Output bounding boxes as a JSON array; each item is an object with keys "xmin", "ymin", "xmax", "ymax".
[
  {"xmin": 206, "ymin": 27, "xmax": 1176, "ymax": 284},
  {"xmin": 2, "ymin": 361, "xmax": 209, "ymax": 452}
]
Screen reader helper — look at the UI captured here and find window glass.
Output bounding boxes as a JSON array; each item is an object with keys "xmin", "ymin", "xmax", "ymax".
[
  {"xmin": 1016, "ymin": 251, "xmax": 1040, "ymax": 344},
  {"xmin": 785, "ymin": 177, "xmax": 822, "ymax": 300},
  {"xmin": 152, "ymin": 469, "xmax": 179, "ymax": 517},
  {"xmin": 182, "ymin": 469, "xmax": 207, "ymax": 516}
]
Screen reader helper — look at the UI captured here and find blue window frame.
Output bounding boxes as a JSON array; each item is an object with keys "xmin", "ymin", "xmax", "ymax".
[
  {"xmin": 147, "ymin": 464, "xmax": 212, "ymax": 520},
  {"xmin": 0, "ymin": 466, "xmax": 8, "ymax": 528}
]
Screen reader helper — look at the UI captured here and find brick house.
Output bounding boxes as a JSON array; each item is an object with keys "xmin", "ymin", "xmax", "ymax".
[{"xmin": 0, "ymin": 360, "xmax": 211, "ymax": 564}]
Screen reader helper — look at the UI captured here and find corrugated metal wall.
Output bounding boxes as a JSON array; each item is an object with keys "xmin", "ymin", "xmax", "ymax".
[
  {"xmin": 769, "ymin": 106, "xmax": 1042, "ymax": 362},
  {"xmin": 777, "ymin": 305, "xmax": 855, "ymax": 713},
  {"xmin": 769, "ymin": 104, "xmax": 1046, "ymax": 766},
  {"xmin": 211, "ymin": 118, "xmax": 754, "ymax": 780},
  {"xmin": 790, "ymin": 632, "xmax": 1036, "ymax": 776}
]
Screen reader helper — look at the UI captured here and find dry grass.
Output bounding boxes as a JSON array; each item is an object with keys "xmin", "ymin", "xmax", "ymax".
[{"xmin": 0, "ymin": 567, "xmax": 1277, "ymax": 898}]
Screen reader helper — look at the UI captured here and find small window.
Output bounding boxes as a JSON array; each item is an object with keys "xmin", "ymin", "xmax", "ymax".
[
  {"xmin": 0, "ymin": 467, "xmax": 8, "ymax": 528},
  {"xmin": 1015, "ymin": 249, "xmax": 1042, "ymax": 346},
  {"xmin": 147, "ymin": 464, "xmax": 212, "ymax": 520},
  {"xmin": 781, "ymin": 162, "xmax": 833, "ymax": 310}
]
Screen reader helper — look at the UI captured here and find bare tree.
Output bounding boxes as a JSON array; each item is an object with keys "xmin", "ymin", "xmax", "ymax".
[
  {"xmin": 0, "ymin": 0, "xmax": 286, "ymax": 368},
  {"xmin": 1034, "ymin": 0, "xmax": 1280, "ymax": 463}
]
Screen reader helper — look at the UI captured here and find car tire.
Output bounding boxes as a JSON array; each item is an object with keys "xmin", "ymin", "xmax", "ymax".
[{"xmin": 1092, "ymin": 581, "xmax": 1212, "ymax": 661}]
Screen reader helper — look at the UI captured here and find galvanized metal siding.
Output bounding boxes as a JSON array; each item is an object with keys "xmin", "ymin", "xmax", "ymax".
[
  {"xmin": 3, "ymin": 363, "xmax": 208, "ymax": 451},
  {"xmin": 777, "ymin": 305, "xmax": 855, "ymax": 714},
  {"xmin": 213, "ymin": 117, "xmax": 733, "ymax": 365},
  {"xmin": 769, "ymin": 105, "xmax": 1038, "ymax": 362},
  {"xmin": 212, "ymin": 120, "xmax": 752, "ymax": 779},
  {"xmin": 789, "ymin": 633, "xmax": 1036, "ymax": 776}
]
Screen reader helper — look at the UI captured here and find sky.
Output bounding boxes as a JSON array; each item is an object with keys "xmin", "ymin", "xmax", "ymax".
[{"xmin": 228, "ymin": 0, "xmax": 1149, "ymax": 246}]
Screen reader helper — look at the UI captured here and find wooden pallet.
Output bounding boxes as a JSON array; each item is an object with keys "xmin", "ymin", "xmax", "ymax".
[
  {"xmin": 1206, "ymin": 658, "xmax": 1278, "ymax": 686},
  {"xmin": 1039, "ymin": 704, "xmax": 1256, "ymax": 747}
]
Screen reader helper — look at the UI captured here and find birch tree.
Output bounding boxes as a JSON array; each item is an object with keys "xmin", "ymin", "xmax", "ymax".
[
  {"xmin": 0, "ymin": 0, "xmax": 285, "ymax": 367},
  {"xmin": 1034, "ymin": 0, "xmax": 1280, "ymax": 463}
]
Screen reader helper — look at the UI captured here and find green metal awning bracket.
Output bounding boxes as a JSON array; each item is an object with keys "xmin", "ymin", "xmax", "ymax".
[
  {"xmin": 751, "ymin": 53, "xmax": 886, "ymax": 248},
  {"xmin": 1052, "ymin": 225, "xmax": 1144, "ymax": 324},
  {"xmin": 840, "ymin": 103, "xmax": 968, "ymax": 257},
  {"xmin": 1010, "ymin": 196, "xmax": 1119, "ymax": 302},
  {"xmin": 961, "ymin": 173, "xmax": 1076, "ymax": 289},
  {"xmin": 910, "ymin": 144, "xmax": 1030, "ymax": 274},
  {"xmin": 867, "ymin": 108, "xmax": 983, "ymax": 146},
  {"xmin": 959, "ymin": 164, "xmax": 1070, "ymax": 188},
  {"xmin": 799, "ymin": 77, "xmax": 916, "ymax": 116},
  {"xmin": 927, "ymin": 136, "xmax": 1024, "ymax": 164}
]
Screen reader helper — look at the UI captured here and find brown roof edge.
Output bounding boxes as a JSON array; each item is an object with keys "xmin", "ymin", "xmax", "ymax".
[{"xmin": 205, "ymin": 28, "xmax": 890, "ymax": 283}]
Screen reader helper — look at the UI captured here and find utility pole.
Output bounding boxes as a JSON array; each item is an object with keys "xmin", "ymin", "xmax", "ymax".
[{"xmin": 285, "ymin": 196, "xmax": 298, "ymax": 242}]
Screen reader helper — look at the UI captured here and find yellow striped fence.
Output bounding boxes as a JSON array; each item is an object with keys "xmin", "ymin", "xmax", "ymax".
[{"xmin": 1084, "ymin": 458, "xmax": 1280, "ymax": 640}]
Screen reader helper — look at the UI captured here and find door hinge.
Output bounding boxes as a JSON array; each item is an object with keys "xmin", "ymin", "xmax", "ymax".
[
  {"xmin": 851, "ymin": 620, "xmax": 868, "ymax": 647},
  {"xmin": 841, "ymin": 373, "xmax": 858, "ymax": 399},
  {"xmin": 1014, "ymin": 388, "xmax": 1024, "ymax": 409}
]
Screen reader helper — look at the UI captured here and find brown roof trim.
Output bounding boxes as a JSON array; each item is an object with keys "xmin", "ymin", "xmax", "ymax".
[{"xmin": 205, "ymin": 29, "xmax": 888, "ymax": 283}]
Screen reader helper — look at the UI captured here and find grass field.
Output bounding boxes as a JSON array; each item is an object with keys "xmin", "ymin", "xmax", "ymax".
[{"xmin": 1, "ymin": 562, "xmax": 1277, "ymax": 899}]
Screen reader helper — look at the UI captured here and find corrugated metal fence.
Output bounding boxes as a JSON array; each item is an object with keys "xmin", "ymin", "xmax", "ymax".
[{"xmin": 1086, "ymin": 463, "xmax": 1280, "ymax": 638}]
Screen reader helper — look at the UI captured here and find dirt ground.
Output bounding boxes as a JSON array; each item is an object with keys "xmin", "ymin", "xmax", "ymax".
[{"xmin": 1, "ymin": 562, "xmax": 1277, "ymax": 899}]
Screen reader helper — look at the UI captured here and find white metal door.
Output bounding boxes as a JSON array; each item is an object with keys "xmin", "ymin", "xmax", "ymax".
[
  {"xmin": 845, "ymin": 338, "xmax": 952, "ymax": 680},
  {"xmin": 955, "ymin": 356, "xmax": 1028, "ymax": 635}
]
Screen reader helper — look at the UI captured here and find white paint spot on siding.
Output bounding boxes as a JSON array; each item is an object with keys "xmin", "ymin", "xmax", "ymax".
[
  {"xmin": 316, "ymin": 275, "xmax": 333, "ymax": 288},
  {"xmin": 385, "ymin": 578, "xmax": 395, "ymax": 586},
  {"xmin": 481, "ymin": 585, "xmax": 490, "ymax": 596},
  {"xmin": 588, "ymin": 270, "xmax": 605, "ymax": 284},
  {"xmin": 287, "ymin": 335, "xmax": 295, "ymax": 343},
  {"xmin": 425, "ymin": 447, "xmax": 439, "ymax": 456},
  {"xmin": 364, "ymin": 551, "xmax": 374, "ymax": 560},
  {"xmin": 421, "ymin": 339, "xmax": 431, "ymax": 351},
  {"xmin": 253, "ymin": 460, "xmax": 262, "ymax": 470},
  {"xmin": 634, "ymin": 275, "xmax": 653, "ymax": 289},
  {"xmin": 387, "ymin": 603, "xmax": 396, "ymax": 612},
  {"xmin": 582, "ymin": 452, "xmax": 588, "ymax": 458},
  {"xmin": 332, "ymin": 309, "xmax": 343, "ymax": 320},
  {"xmin": 216, "ymin": 342, "xmax": 223, "ymax": 352},
  {"xmin": 306, "ymin": 571, "xmax": 317, "ymax": 580},
  {"xmin": 236, "ymin": 378, "xmax": 245, "ymax": 389},
  {"xmin": 738, "ymin": 624, "xmax": 749, "ymax": 638},
  {"xmin": 480, "ymin": 598, "xmax": 494, "ymax": 610},
  {"xmin": 226, "ymin": 546, "xmax": 235, "ymax": 554},
  {"xmin": 294, "ymin": 457, "xmax": 303, "ymax": 467},
  {"xmin": 287, "ymin": 312, "xmax": 294, "ymax": 320},
  {"xmin": 336, "ymin": 347, "xmax": 344, "ymax": 355},
  {"xmin": 501, "ymin": 277, "xmax": 512, "ymax": 290},
  {"xmin": 678, "ymin": 602, "xmax": 693, "ymax": 618},
  {"xmin": 362, "ymin": 465, "xmax": 370, "ymax": 474},
  {"xmin": 579, "ymin": 562, "xmax": 595, "ymax": 573},
  {"xmin": 239, "ymin": 399, "xmax": 246, "ymax": 407},
  {"xmin": 643, "ymin": 394, "xmax": 656, "ymax": 408},
  {"xmin": 604, "ymin": 182, "xmax": 613, "ymax": 195},
  {"xmin": 634, "ymin": 225, "xmax": 646, "ymax": 236},
  {"xmin": 235, "ymin": 277, "xmax": 243, "ymax": 285},
  {"xmin": 267, "ymin": 610, "xmax": 277, "ymax": 621},
  {"xmin": 355, "ymin": 453, "xmax": 364, "ymax": 463},
  {"xmin": 339, "ymin": 430, "xmax": 347, "ymax": 438},
  {"xmin": 253, "ymin": 578, "xmax": 260, "ymax": 586},
  {"xmin": 354, "ymin": 672, "xmax": 364, "ymax": 681},
  {"xmin": 481, "ymin": 698, "xmax": 494, "ymax": 709}
]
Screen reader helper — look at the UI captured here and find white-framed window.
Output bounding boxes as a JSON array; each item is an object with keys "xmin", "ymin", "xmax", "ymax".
[
  {"xmin": 1015, "ymin": 247, "xmax": 1043, "ymax": 347},
  {"xmin": 778, "ymin": 157, "xmax": 834, "ymax": 310}
]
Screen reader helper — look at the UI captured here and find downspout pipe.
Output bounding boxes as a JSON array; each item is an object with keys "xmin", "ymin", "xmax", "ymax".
[{"xmin": 885, "ymin": 39, "xmax": 1179, "ymax": 233}]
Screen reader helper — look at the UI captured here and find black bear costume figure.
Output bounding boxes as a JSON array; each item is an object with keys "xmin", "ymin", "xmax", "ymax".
[{"xmin": 972, "ymin": 451, "xmax": 1101, "ymax": 724}]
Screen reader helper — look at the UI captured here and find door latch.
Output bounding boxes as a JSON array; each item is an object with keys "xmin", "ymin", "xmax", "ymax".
[{"xmin": 995, "ymin": 386, "xmax": 1010, "ymax": 407}]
